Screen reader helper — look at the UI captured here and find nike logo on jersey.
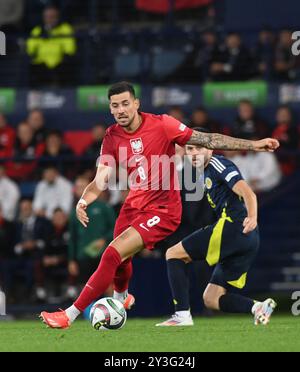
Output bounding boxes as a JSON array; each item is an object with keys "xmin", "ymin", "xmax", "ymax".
[{"xmin": 139, "ymin": 223, "xmax": 150, "ymax": 231}]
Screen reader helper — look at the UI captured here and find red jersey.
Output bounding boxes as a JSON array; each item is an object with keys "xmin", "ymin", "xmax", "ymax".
[{"xmin": 100, "ymin": 112, "xmax": 193, "ymax": 214}]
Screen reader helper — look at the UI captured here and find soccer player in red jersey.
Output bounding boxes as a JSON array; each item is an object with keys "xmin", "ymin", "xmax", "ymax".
[{"xmin": 40, "ymin": 82, "xmax": 279, "ymax": 329}]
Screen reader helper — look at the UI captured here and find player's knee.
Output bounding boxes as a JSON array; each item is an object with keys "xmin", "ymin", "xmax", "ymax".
[
  {"xmin": 203, "ymin": 293, "xmax": 218, "ymax": 310},
  {"xmin": 166, "ymin": 244, "xmax": 190, "ymax": 262}
]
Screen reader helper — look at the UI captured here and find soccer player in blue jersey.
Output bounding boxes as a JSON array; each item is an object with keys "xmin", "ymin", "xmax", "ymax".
[{"xmin": 157, "ymin": 128, "xmax": 277, "ymax": 327}]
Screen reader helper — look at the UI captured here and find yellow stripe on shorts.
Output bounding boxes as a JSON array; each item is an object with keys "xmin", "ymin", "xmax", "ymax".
[
  {"xmin": 206, "ymin": 209, "xmax": 233, "ymax": 266},
  {"xmin": 227, "ymin": 272, "xmax": 248, "ymax": 289}
]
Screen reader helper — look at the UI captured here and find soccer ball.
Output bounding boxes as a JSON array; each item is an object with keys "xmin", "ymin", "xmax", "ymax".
[{"xmin": 90, "ymin": 297, "xmax": 127, "ymax": 330}]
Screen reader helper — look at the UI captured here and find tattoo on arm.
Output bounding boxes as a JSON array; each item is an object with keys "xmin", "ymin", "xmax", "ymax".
[{"xmin": 187, "ymin": 131, "xmax": 255, "ymax": 151}]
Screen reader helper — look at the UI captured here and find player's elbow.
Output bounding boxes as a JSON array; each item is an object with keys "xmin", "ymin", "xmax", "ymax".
[{"xmin": 237, "ymin": 182, "xmax": 257, "ymax": 201}]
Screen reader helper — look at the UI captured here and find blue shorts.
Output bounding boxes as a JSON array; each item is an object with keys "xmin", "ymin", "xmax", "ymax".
[{"xmin": 182, "ymin": 217, "xmax": 259, "ymax": 289}]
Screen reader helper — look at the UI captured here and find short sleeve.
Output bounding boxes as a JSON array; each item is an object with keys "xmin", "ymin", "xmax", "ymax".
[
  {"xmin": 161, "ymin": 114, "xmax": 193, "ymax": 146},
  {"xmin": 210, "ymin": 157, "xmax": 243, "ymax": 189},
  {"xmin": 98, "ymin": 134, "xmax": 116, "ymax": 168}
]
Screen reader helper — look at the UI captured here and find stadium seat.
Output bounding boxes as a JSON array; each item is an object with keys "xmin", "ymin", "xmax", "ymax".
[
  {"xmin": 114, "ymin": 49, "xmax": 143, "ymax": 79},
  {"xmin": 64, "ymin": 131, "xmax": 93, "ymax": 155},
  {"xmin": 150, "ymin": 49, "xmax": 186, "ymax": 81},
  {"xmin": 0, "ymin": 55, "xmax": 25, "ymax": 87}
]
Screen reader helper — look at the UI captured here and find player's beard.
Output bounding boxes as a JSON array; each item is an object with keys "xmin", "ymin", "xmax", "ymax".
[{"xmin": 117, "ymin": 112, "xmax": 137, "ymax": 128}]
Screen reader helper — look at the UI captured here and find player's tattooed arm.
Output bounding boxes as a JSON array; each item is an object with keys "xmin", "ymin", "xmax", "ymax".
[{"xmin": 187, "ymin": 130, "xmax": 280, "ymax": 152}]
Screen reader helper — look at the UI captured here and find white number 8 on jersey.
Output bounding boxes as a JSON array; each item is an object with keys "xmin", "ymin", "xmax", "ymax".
[
  {"xmin": 147, "ymin": 216, "xmax": 160, "ymax": 227},
  {"xmin": 139, "ymin": 216, "xmax": 161, "ymax": 231}
]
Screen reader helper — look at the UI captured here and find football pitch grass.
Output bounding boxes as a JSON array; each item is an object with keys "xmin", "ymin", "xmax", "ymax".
[{"xmin": 0, "ymin": 315, "xmax": 299, "ymax": 352}]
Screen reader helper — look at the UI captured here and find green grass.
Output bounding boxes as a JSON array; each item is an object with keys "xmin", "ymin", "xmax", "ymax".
[{"xmin": 0, "ymin": 315, "xmax": 299, "ymax": 352}]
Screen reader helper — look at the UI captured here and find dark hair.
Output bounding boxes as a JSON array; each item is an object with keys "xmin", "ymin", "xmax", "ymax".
[
  {"xmin": 192, "ymin": 126, "xmax": 211, "ymax": 134},
  {"xmin": 53, "ymin": 207, "xmax": 64, "ymax": 214},
  {"xmin": 278, "ymin": 104, "xmax": 292, "ymax": 112},
  {"xmin": 44, "ymin": 5, "xmax": 59, "ymax": 12},
  {"xmin": 20, "ymin": 197, "xmax": 33, "ymax": 203},
  {"xmin": 44, "ymin": 165, "xmax": 59, "ymax": 172},
  {"xmin": 194, "ymin": 106, "xmax": 208, "ymax": 114},
  {"xmin": 239, "ymin": 99, "xmax": 253, "ymax": 106},
  {"xmin": 226, "ymin": 32, "xmax": 240, "ymax": 38},
  {"xmin": 108, "ymin": 81, "xmax": 136, "ymax": 100},
  {"xmin": 47, "ymin": 129, "xmax": 63, "ymax": 138}
]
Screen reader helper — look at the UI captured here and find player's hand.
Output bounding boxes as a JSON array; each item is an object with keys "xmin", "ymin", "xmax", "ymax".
[
  {"xmin": 253, "ymin": 138, "xmax": 280, "ymax": 152},
  {"xmin": 76, "ymin": 201, "xmax": 89, "ymax": 227},
  {"xmin": 243, "ymin": 216, "xmax": 257, "ymax": 234}
]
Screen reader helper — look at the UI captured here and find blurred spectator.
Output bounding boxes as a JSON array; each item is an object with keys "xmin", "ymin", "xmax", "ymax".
[
  {"xmin": 0, "ymin": 203, "xmax": 16, "ymax": 300},
  {"xmin": 225, "ymin": 150, "xmax": 282, "ymax": 193},
  {"xmin": 27, "ymin": 109, "xmax": 47, "ymax": 143},
  {"xmin": 0, "ymin": 202, "xmax": 16, "ymax": 264},
  {"xmin": 83, "ymin": 124, "xmax": 106, "ymax": 158},
  {"xmin": 82, "ymin": 124, "xmax": 106, "ymax": 173},
  {"xmin": 168, "ymin": 106, "xmax": 187, "ymax": 123},
  {"xmin": 194, "ymin": 30, "xmax": 220, "ymax": 82},
  {"xmin": 209, "ymin": 33, "xmax": 254, "ymax": 81},
  {"xmin": 40, "ymin": 130, "xmax": 74, "ymax": 175},
  {"xmin": 0, "ymin": 113, "xmax": 15, "ymax": 159},
  {"xmin": 254, "ymin": 28, "xmax": 275, "ymax": 79},
  {"xmin": 40, "ymin": 208, "xmax": 69, "ymax": 300},
  {"xmin": 0, "ymin": 165, "xmax": 20, "ymax": 221},
  {"xmin": 274, "ymin": 30, "xmax": 300, "ymax": 81},
  {"xmin": 0, "ymin": 0, "xmax": 24, "ymax": 32},
  {"xmin": 171, "ymin": 30, "xmax": 220, "ymax": 82},
  {"xmin": 67, "ymin": 176, "xmax": 116, "ymax": 297},
  {"xmin": 6, "ymin": 122, "xmax": 45, "ymax": 181},
  {"xmin": 272, "ymin": 105, "xmax": 299, "ymax": 149},
  {"xmin": 272, "ymin": 105, "xmax": 299, "ymax": 175},
  {"xmin": 232, "ymin": 100, "xmax": 269, "ymax": 140},
  {"xmin": 33, "ymin": 166, "xmax": 73, "ymax": 219},
  {"xmin": 190, "ymin": 106, "xmax": 223, "ymax": 133},
  {"xmin": 26, "ymin": 5, "xmax": 77, "ymax": 87},
  {"xmin": 12, "ymin": 199, "xmax": 52, "ymax": 301}
]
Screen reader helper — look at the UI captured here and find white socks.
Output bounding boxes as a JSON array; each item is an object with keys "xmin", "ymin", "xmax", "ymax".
[
  {"xmin": 65, "ymin": 305, "xmax": 81, "ymax": 323},
  {"xmin": 113, "ymin": 290, "xmax": 128, "ymax": 304},
  {"xmin": 176, "ymin": 310, "xmax": 191, "ymax": 319},
  {"xmin": 65, "ymin": 291, "xmax": 129, "ymax": 324}
]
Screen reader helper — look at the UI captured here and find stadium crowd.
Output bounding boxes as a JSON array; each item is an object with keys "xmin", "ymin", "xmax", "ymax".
[{"xmin": 1, "ymin": 2, "xmax": 300, "ymax": 86}]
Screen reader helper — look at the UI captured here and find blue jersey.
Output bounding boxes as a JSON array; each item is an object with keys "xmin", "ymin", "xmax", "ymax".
[{"xmin": 204, "ymin": 155, "xmax": 247, "ymax": 222}]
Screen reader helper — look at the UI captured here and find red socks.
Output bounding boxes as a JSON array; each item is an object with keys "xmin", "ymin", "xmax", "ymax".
[
  {"xmin": 74, "ymin": 245, "xmax": 121, "ymax": 312},
  {"xmin": 113, "ymin": 258, "xmax": 133, "ymax": 293}
]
